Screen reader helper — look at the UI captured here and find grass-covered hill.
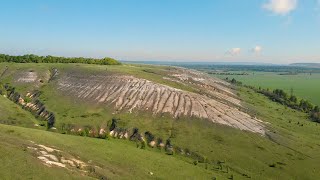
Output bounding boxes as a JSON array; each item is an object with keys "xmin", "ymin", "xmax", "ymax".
[
  {"xmin": 0, "ymin": 122, "xmax": 218, "ymax": 179},
  {"xmin": 1, "ymin": 62, "xmax": 320, "ymax": 179}
]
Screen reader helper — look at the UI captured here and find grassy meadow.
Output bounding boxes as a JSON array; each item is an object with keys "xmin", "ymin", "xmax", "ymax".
[
  {"xmin": 0, "ymin": 123, "xmax": 221, "ymax": 179},
  {"xmin": 0, "ymin": 95, "xmax": 42, "ymax": 128}
]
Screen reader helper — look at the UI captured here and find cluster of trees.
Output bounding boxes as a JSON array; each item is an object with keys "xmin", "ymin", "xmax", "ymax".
[
  {"xmin": 259, "ymin": 88, "xmax": 315, "ymax": 111},
  {"xmin": 228, "ymin": 78, "xmax": 320, "ymax": 123},
  {"xmin": 0, "ymin": 54, "xmax": 121, "ymax": 65},
  {"xmin": 311, "ymin": 106, "xmax": 320, "ymax": 123},
  {"xmin": 262, "ymin": 88, "xmax": 320, "ymax": 123},
  {"xmin": 228, "ymin": 78, "xmax": 243, "ymax": 85}
]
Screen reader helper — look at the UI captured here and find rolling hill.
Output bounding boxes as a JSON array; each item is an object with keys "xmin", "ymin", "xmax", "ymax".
[{"xmin": 1, "ymin": 62, "xmax": 320, "ymax": 179}]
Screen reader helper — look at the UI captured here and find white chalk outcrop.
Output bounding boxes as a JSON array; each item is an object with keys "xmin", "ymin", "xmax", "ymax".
[{"xmin": 57, "ymin": 69, "xmax": 265, "ymax": 135}]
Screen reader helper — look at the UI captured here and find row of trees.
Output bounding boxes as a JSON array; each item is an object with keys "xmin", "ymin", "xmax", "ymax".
[
  {"xmin": 207, "ymin": 72, "xmax": 249, "ymax": 76},
  {"xmin": 266, "ymin": 89, "xmax": 320, "ymax": 123},
  {"xmin": 60, "ymin": 118, "xmax": 207, "ymax": 161},
  {"xmin": 228, "ymin": 78, "xmax": 320, "ymax": 123},
  {"xmin": 0, "ymin": 54, "xmax": 121, "ymax": 65}
]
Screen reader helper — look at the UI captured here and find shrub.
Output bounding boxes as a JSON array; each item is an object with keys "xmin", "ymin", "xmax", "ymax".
[
  {"xmin": 109, "ymin": 118, "xmax": 118, "ymax": 131},
  {"xmin": 144, "ymin": 131, "xmax": 155, "ymax": 143},
  {"xmin": 140, "ymin": 141, "xmax": 146, "ymax": 149},
  {"xmin": 130, "ymin": 128, "xmax": 139, "ymax": 141}
]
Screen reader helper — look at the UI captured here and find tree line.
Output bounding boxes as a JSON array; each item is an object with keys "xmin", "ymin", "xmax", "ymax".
[
  {"xmin": 60, "ymin": 118, "xmax": 208, "ymax": 163},
  {"xmin": 207, "ymin": 72, "xmax": 249, "ymax": 75},
  {"xmin": 0, "ymin": 54, "xmax": 121, "ymax": 65},
  {"xmin": 228, "ymin": 78, "xmax": 320, "ymax": 123}
]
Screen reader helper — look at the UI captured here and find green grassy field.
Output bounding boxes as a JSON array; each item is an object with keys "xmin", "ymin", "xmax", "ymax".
[
  {"xmin": 0, "ymin": 93, "xmax": 221, "ymax": 179},
  {"xmin": 213, "ymin": 72, "xmax": 320, "ymax": 105},
  {"xmin": 0, "ymin": 95, "xmax": 42, "ymax": 128},
  {"xmin": 1, "ymin": 63, "xmax": 320, "ymax": 179},
  {"xmin": 0, "ymin": 123, "xmax": 223, "ymax": 179}
]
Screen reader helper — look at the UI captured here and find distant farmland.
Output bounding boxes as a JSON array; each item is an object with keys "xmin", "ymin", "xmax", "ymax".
[{"xmin": 212, "ymin": 72, "xmax": 320, "ymax": 105}]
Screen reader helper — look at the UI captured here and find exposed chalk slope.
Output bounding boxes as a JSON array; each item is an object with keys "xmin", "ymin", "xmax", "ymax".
[{"xmin": 57, "ymin": 71, "xmax": 265, "ymax": 134}]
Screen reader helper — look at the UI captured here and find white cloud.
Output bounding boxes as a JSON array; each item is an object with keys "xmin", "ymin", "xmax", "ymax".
[
  {"xmin": 263, "ymin": 0, "xmax": 298, "ymax": 15},
  {"xmin": 227, "ymin": 48, "xmax": 241, "ymax": 55},
  {"xmin": 252, "ymin": 46, "xmax": 262, "ymax": 53}
]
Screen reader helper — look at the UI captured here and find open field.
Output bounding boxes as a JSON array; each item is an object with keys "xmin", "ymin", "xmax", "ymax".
[
  {"xmin": 1, "ymin": 62, "xmax": 320, "ymax": 179},
  {"xmin": 213, "ymin": 72, "xmax": 320, "ymax": 105}
]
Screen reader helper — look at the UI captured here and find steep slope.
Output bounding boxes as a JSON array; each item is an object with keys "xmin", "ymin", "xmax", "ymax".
[
  {"xmin": 57, "ymin": 70, "xmax": 264, "ymax": 134},
  {"xmin": 0, "ymin": 63, "xmax": 265, "ymax": 134}
]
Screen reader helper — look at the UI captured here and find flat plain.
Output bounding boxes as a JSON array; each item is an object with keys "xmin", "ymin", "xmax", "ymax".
[{"xmin": 213, "ymin": 71, "xmax": 320, "ymax": 105}]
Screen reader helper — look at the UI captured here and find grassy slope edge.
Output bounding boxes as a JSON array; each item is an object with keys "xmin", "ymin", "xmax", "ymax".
[{"xmin": 0, "ymin": 123, "xmax": 222, "ymax": 179}]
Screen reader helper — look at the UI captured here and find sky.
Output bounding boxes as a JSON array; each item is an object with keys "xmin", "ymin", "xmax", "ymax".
[{"xmin": 0, "ymin": 0, "xmax": 319, "ymax": 63}]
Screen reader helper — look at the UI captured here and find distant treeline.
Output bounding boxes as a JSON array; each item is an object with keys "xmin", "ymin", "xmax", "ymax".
[
  {"xmin": 228, "ymin": 78, "xmax": 320, "ymax": 123},
  {"xmin": 207, "ymin": 72, "xmax": 249, "ymax": 75},
  {"xmin": 0, "ymin": 54, "xmax": 121, "ymax": 65},
  {"xmin": 186, "ymin": 65, "xmax": 320, "ymax": 73},
  {"xmin": 278, "ymin": 72, "xmax": 299, "ymax": 75}
]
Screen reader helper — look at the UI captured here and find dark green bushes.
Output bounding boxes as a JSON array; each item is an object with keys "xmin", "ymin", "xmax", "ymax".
[
  {"xmin": 311, "ymin": 106, "xmax": 320, "ymax": 123},
  {"xmin": 228, "ymin": 78, "xmax": 320, "ymax": 122},
  {"xmin": 257, "ymin": 88, "xmax": 318, "ymax": 120},
  {"xmin": 0, "ymin": 54, "xmax": 121, "ymax": 65}
]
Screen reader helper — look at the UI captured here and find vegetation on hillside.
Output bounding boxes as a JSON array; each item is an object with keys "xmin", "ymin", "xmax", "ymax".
[
  {"xmin": 229, "ymin": 78, "xmax": 320, "ymax": 123},
  {"xmin": 0, "ymin": 54, "xmax": 121, "ymax": 65},
  {"xmin": 0, "ymin": 124, "xmax": 220, "ymax": 179},
  {"xmin": 0, "ymin": 83, "xmax": 55, "ymax": 128},
  {"xmin": 207, "ymin": 70, "xmax": 320, "ymax": 105}
]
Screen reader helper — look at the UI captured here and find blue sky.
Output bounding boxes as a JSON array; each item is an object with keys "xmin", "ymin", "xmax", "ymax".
[{"xmin": 0, "ymin": 0, "xmax": 319, "ymax": 63}]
